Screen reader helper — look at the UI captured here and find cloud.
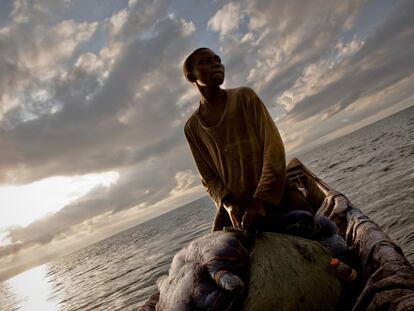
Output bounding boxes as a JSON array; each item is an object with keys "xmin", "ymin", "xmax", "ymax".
[
  {"xmin": 170, "ymin": 170, "xmax": 197, "ymax": 194},
  {"xmin": 207, "ymin": 3, "xmax": 242, "ymax": 36},
  {"xmin": 0, "ymin": 4, "xmax": 98, "ymax": 121},
  {"xmin": 0, "ymin": 2, "xmax": 197, "ymax": 184},
  {"xmin": 287, "ymin": 0, "xmax": 414, "ymax": 123},
  {"xmin": 276, "ymin": 37, "xmax": 365, "ymax": 113},
  {"xmin": 0, "ymin": 141, "xmax": 199, "ymax": 257}
]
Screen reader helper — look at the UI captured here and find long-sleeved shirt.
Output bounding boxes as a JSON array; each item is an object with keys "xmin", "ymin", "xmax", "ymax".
[{"xmin": 184, "ymin": 87, "xmax": 286, "ymax": 210}]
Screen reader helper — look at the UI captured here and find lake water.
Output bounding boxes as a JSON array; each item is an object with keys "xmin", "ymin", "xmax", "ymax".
[{"xmin": 1, "ymin": 105, "xmax": 413, "ymax": 310}]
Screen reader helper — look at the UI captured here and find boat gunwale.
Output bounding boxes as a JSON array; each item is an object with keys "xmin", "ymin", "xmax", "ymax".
[{"xmin": 287, "ymin": 158, "xmax": 414, "ymax": 311}]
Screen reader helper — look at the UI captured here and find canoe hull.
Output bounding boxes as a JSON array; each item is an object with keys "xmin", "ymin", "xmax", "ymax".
[{"xmin": 287, "ymin": 158, "xmax": 414, "ymax": 310}]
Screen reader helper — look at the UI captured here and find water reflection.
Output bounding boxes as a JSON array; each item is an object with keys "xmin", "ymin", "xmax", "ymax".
[{"xmin": 5, "ymin": 264, "xmax": 60, "ymax": 310}]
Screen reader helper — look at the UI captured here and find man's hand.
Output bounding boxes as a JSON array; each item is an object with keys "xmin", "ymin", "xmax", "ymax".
[
  {"xmin": 222, "ymin": 193, "xmax": 244, "ymax": 228},
  {"xmin": 223, "ymin": 203, "xmax": 244, "ymax": 228},
  {"xmin": 241, "ymin": 198, "xmax": 267, "ymax": 229},
  {"xmin": 212, "ymin": 206, "xmax": 232, "ymax": 231}
]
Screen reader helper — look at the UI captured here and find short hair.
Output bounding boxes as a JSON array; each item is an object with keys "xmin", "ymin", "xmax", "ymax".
[{"xmin": 183, "ymin": 47, "xmax": 210, "ymax": 82}]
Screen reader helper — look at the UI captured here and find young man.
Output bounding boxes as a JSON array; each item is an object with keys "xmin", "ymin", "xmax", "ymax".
[{"xmin": 183, "ymin": 47, "xmax": 311, "ymax": 231}]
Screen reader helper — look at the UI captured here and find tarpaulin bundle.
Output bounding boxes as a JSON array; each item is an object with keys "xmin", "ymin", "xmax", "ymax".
[{"xmin": 320, "ymin": 192, "xmax": 414, "ymax": 311}]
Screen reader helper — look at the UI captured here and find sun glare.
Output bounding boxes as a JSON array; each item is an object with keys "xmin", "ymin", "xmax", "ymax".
[
  {"xmin": 0, "ymin": 172, "xmax": 120, "ymax": 230},
  {"xmin": 6, "ymin": 264, "xmax": 60, "ymax": 311}
]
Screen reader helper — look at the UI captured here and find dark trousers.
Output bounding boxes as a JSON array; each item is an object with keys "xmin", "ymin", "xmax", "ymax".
[{"xmin": 267, "ymin": 179, "xmax": 313, "ymax": 214}]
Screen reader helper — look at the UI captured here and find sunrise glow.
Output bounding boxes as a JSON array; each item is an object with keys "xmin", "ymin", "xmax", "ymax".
[{"xmin": 0, "ymin": 172, "xmax": 119, "ymax": 229}]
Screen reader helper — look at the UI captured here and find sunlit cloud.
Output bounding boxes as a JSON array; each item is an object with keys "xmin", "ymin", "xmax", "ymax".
[
  {"xmin": 0, "ymin": 172, "xmax": 119, "ymax": 229},
  {"xmin": 208, "ymin": 3, "xmax": 242, "ymax": 37},
  {"xmin": 0, "ymin": 230, "xmax": 11, "ymax": 247},
  {"xmin": 170, "ymin": 170, "xmax": 197, "ymax": 195}
]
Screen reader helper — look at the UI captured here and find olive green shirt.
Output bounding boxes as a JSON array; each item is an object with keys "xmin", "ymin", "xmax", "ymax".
[{"xmin": 184, "ymin": 87, "xmax": 286, "ymax": 210}]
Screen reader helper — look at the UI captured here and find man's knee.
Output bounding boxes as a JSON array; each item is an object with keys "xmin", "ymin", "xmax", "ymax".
[{"xmin": 283, "ymin": 181, "xmax": 313, "ymax": 213}]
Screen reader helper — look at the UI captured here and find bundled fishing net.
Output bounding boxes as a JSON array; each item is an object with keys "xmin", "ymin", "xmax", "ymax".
[
  {"xmin": 138, "ymin": 213, "xmax": 354, "ymax": 311},
  {"xmin": 156, "ymin": 230, "xmax": 251, "ymax": 311}
]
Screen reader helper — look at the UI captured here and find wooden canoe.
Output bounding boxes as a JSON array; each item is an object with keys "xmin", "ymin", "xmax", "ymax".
[
  {"xmin": 139, "ymin": 158, "xmax": 414, "ymax": 310},
  {"xmin": 286, "ymin": 158, "xmax": 414, "ymax": 310}
]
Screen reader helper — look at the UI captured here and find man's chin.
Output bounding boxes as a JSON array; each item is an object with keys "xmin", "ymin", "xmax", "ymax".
[{"xmin": 213, "ymin": 77, "xmax": 225, "ymax": 85}]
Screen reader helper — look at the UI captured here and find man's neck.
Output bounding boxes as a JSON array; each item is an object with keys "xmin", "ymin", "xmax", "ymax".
[{"xmin": 198, "ymin": 85, "xmax": 225, "ymax": 110}]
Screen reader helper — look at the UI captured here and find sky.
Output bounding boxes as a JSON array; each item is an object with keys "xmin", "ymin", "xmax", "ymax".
[{"xmin": 0, "ymin": 0, "xmax": 413, "ymax": 281}]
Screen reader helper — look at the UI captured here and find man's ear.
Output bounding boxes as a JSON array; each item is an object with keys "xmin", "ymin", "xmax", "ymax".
[{"xmin": 187, "ymin": 72, "xmax": 196, "ymax": 82}]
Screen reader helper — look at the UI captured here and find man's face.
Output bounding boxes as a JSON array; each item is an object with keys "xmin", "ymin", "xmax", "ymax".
[{"xmin": 191, "ymin": 49, "xmax": 225, "ymax": 86}]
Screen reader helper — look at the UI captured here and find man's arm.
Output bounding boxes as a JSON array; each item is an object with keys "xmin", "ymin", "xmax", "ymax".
[
  {"xmin": 184, "ymin": 124, "xmax": 231, "ymax": 209},
  {"xmin": 185, "ymin": 124, "xmax": 246, "ymax": 228},
  {"xmin": 242, "ymin": 88, "xmax": 287, "ymax": 228},
  {"xmin": 249, "ymin": 88, "xmax": 286, "ymax": 205}
]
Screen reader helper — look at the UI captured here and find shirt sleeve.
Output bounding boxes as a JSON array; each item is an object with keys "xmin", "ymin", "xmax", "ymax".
[
  {"xmin": 246, "ymin": 88, "xmax": 287, "ymax": 206},
  {"xmin": 184, "ymin": 123, "xmax": 231, "ymax": 209}
]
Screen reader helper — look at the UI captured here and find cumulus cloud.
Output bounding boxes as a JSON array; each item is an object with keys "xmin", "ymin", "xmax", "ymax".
[
  {"xmin": 0, "ymin": 6, "xmax": 98, "ymax": 122},
  {"xmin": 276, "ymin": 36, "xmax": 365, "ymax": 115},
  {"xmin": 0, "ymin": 1, "xmax": 197, "ymax": 184},
  {"xmin": 170, "ymin": 170, "xmax": 197, "ymax": 194},
  {"xmin": 287, "ymin": 0, "xmax": 414, "ymax": 123},
  {"xmin": 207, "ymin": 3, "xmax": 243, "ymax": 36}
]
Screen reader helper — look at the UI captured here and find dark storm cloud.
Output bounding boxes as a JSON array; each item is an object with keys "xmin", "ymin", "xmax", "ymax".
[
  {"xmin": 288, "ymin": 0, "xmax": 414, "ymax": 122},
  {"xmin": 0, "ymin": 5, "xmax": 195, "ymax": 183},
  {"xmin": 255, "ymin": 0, "xmax": 362, "ymax": 102},
  {"xmin": 0, "ymin": 2, "xmax": 49, "ymax": 113}
]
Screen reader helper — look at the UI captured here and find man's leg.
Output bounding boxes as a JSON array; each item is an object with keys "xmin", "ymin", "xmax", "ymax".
[
  {"xmin": 257, "ymin": 179, "xmax": 315, "ymax": 235},
  {"xmin": 282, "ymin": 179, "xmax": 314, "ymax": 213}
]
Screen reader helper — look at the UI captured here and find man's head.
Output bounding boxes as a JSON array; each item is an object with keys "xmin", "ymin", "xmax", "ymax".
[{"xmin": 183, "ymin": 48, "xmax": 225, "ymax": 86}]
